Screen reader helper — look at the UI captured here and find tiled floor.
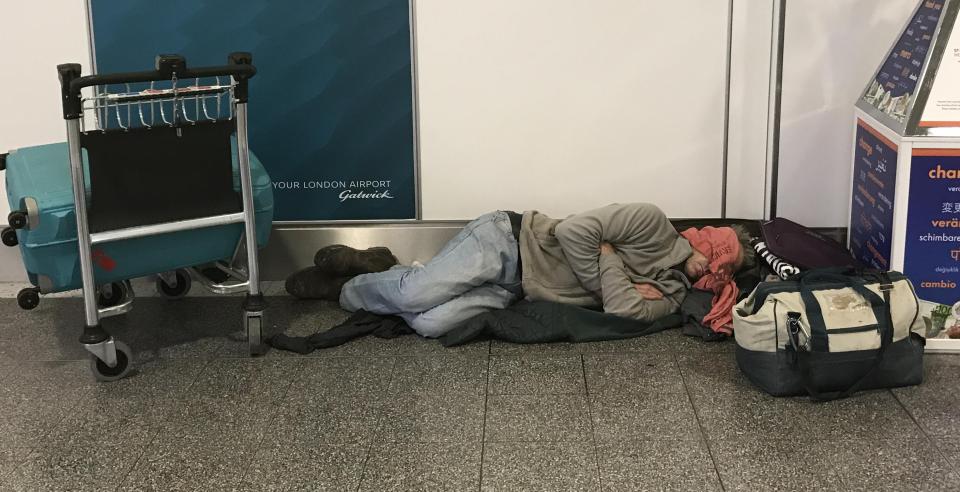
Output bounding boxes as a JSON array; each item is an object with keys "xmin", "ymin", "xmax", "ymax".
[{"xmin": 0, "ymin": 295, "xmax": 958, "ymax": 491}]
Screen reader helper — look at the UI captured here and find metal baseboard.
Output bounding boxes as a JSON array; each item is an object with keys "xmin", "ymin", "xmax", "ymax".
[
  {"xmin": 260, "ymin": 222, "xmax": 468, "ymax": 280},
  {"xmin": 260, "ymin": 223, "xmax": 853, "ymax": 281}
]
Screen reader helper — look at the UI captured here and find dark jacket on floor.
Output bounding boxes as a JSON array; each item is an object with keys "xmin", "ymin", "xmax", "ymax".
[{"xmin": 439, "ymin": 300, "xmax": 682, "ymax": 347}]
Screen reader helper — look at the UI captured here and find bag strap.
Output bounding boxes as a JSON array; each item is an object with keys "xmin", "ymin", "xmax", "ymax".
[
  {"xmin": 797, "ymin": 270, "xmax": 891, "ymax": 352},
  {"xmin": 796, "ymin": 275, "xmax": 895, "ymax": 402}
]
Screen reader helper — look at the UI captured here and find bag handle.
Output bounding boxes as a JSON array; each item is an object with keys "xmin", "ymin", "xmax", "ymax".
[
  {"xmin": 796, "ymin": 270, "xmax": 891, "ymax": 352},
  {"xmin": 795, "ymin": 273, "xmax": 895, "ymax": 401}
]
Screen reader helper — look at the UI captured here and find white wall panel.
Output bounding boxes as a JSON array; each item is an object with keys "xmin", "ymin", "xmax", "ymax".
[
  {"xmin": 415, "ymin": 0, "xmax": 731, "ymax": 220},
  {"xmin": 0, "ymin": 1, "xmax": 91, "ymax": 282},
  {"xmin": 778, "ymin": 0, "xmax": 918, "ymax": 227},
  {"xmin": 727, "ymin": 0, "xmax": 774, "ymax": 220}
]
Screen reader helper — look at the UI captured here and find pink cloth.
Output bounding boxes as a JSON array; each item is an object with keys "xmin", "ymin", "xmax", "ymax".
[{"xmin": 680, "ymin": 227, "xmax": 742, "ymax": 335}]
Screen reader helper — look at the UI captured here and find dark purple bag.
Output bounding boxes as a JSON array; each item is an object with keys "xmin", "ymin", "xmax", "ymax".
[{"xmin": 760, "ymin": 217, "xmax": 864, "ymax": 270}]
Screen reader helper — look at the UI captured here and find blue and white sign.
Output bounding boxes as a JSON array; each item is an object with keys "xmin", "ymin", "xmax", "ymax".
[
  {"xmin": 862, "ymin": 1, "xmax": 945, "ymax": 122},
  {"xmin": 904, "ymin": 149, "xmax": 960, "ymax": 305},
  {"xmin": 89, "ymin": 0, "xmax": 417, "ymax": 221},
  {"xmin": 849, "ymin": 119, "xmax": 898, "ymax": 270}
]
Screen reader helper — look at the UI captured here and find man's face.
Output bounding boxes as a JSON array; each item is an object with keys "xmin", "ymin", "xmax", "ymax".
[{"xmin": 684, "ymin": 248, "xmax": 710, "ymax": 281}]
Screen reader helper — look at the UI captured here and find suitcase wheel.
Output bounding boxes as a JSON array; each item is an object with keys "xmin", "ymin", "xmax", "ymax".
[
  {"xmin": 156, "ymin": 269, "xmax": 192, "ymax": 299},
  {"xmin": 97, "ymin": 282, "xmax": 128, "ymax": 308},
  {"xmin": 90, "ymin": 340, "xmax": 133, "ymax": 382},
  {"xmin": 17, "ymin": 288, "xmax": 40, "ymax": 310},
  {"xmin": 7, "ymin": 210, "xmax": 27, "ymax": 230},
  {"xmin": 1, "ymin": 228, "xmax": 17, "ymax": 247}
]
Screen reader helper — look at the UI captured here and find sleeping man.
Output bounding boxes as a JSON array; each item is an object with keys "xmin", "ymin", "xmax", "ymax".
[{"xmin": 287, "ymin": 203, "xmax": 750, "ymax": 337}]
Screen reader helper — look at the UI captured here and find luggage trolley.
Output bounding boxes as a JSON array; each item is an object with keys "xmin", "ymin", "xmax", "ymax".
[{"xmin": 49, "ymin": 53, "xmax": 266, "ymax": 380}]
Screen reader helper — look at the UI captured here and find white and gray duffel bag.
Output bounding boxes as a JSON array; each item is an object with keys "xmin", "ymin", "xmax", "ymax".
[{"xmin": 733, "ymin": 268, "xmax": 926, "ymax": 400}]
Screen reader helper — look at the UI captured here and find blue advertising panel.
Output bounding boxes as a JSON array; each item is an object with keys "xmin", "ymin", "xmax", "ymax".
[
  {"xmin": 849, "ymin": 119, "xmax": 898, "ymax": 270},
  {"xmin": 862, "ymin": 1, "xmax": 945, "ymax": 122},
  {"xmin": 89, "ymin": 0, "xmax": 416, "ymax": 221},
  {"xmin": 904, "ymin": 149, "xmax": 960, "ymax": 305}
]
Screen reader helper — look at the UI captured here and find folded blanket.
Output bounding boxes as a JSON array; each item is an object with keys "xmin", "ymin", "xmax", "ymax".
[{"xmin": 440, "ymin": 300, "xmax": 682, "ymax": 347}]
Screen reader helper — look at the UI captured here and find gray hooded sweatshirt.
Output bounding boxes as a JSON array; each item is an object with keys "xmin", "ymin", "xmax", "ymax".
[{"xmin": 518, "ymin": 203, "xmax": 692, "ymax": 322}]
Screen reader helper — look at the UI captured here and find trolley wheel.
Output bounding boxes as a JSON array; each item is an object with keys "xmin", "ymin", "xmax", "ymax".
[
  {"xmin": 17, "ymin": 288, "xmax": 40, "ymax": 310},
  {"xmin": 245, "ymin": 312, "xmax": 265, "ymax": 356},
  {"xmin": 1, "ymin": 228, "xmax": 17, "ymax": 247},
  {"xmin": 97, "ymin": 282, "xmax": 127, "ymax": 308},
  {"xmin": 156, "ymin": 269, "xmax": 192, "ymax": 299},
  {"xmin": 90, "ymin": 341, "xmax": 133, "ymax": 382},
  {"xmin": 7, "ymin": 211, "xmax": 27, "ymax": 230}
]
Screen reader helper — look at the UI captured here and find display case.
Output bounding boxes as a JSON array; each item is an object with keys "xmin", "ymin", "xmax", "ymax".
[{"xmin": 850, "ymin": 0, "xmax": 960, "ymax": 352}]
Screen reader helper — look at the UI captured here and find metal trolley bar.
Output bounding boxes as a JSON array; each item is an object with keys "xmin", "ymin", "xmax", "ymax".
[
  {"xmin": 89, "ymin": 213, "xmax": 246, "ymax": 245},
  {"xmin": 55, "ymin": 52, "xmax": 265, "ymax": 381}
]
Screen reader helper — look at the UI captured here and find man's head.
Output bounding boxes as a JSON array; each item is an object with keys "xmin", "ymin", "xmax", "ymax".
[
  {"xmin": 680, "ymin": 226, "xmax": 753, "ymax": 281},
  {"xmin": 684, "ymin": 247, "xmax": 711, "ymax": 280}
]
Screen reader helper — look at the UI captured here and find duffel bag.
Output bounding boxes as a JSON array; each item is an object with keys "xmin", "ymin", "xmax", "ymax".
[{"xmin": 732, "ymin": 268, "xmax": 926, "ymax": 400}]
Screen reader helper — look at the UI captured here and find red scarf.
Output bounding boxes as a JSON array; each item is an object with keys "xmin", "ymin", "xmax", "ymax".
[{"xmin": 680, "ymin": 227, "xmax": 742, "ymax": 335}]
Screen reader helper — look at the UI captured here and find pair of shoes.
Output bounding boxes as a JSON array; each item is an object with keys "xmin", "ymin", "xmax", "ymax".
[
  {"xmin": 285, "ymin": 267, "xmax": 352, "ymax": 301},
  {"xmin": 285, "ymin": 245, "xmax": 400, "ymax": 301},
  {"xmin": 314, "ymin": 245, "xmax": 398, "ymax": 276}
]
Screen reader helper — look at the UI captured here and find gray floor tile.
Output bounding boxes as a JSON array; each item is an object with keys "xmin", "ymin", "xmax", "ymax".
[
  {"xmin": 0, "ymin": 396, "xmax": 79, "ymax": 449},
  {"xmin": 935, "ymin": 437, "xmax": 960, "ymax": 462},
  {"xmin": 0, "ymin": 360, "xmax": 94, "ymax": 403},
  {"xmin": 392, "ymin": 335, "xmax": 490, "ymax": 356},
  {"xmin": 590, "ymin": 391, "xmax": 701, "ymax": 442},
  {"xmin": 1, "ymin": 441, "xmax": 145, "ymax": 492},
  {"xmin": 71, "ymin": 358, "xmax": 209, "ymax": 401},
  {"xmin": 488, "ymin": 355, "xmax": 585, "ymax": 395},
  {"xmin": 831, "ymin": 439, "xmax": 960, "ymax": 492},
  {"xmin": 675, "ymin": 351, "xmax": 758, "ymax": 396},
  {"xmin": 44, "ymin": 397, "xmax": 168, "ymax": 449},
  {"xmin": 359, "ymin": 442, "xmax": 481, "ymax": 492},
  {"xmin": 481, "ymin": 442, "xmax": 600, "ymax": 492},
  {"xmin": 0, "ymin": 448, "xmax": 30, "ymax": 483},
  {"xmin": 160, "ymin": 396, "xmax": 279, "ymax": 443},
  {"xmin": 389, "ymin": 355, "xmax": 488, "ymax": 395},
  {"xmin": 485, "ymin": 394, "xmax": 592, "ymax": 442},
  {"xmin": 680, "ymin": 353, "xmax": 924, "ymax": 441},
  {"xmin": 271, "ymin": 394, "xmax": 384, "ymax": 446},
  {"xmin": 286, "ymin": 356, "xmax": 396, "ymax": 397},
  {"xmin": 583, "ymin": 352, "xmax": 685, "ymax": 394},
  {"xmin": 695, "ymin": 390, "xmax": 922, "ymax": 441},
  {"xmin": 893, "ymin": 355, "xmax": 960, "ymax": 437},
  {"xmin": 710, "ymin": 439, "xmax": 846, "ymax": 492},
  {"xmin": 490, "ymin": 340, "xmax": 581, "ymax": 355},
  {"xmin": 120, "ymin": 429, "xmax": 262, "ymax": 491},
  {"xmin": 598, "ymin": 440, "xmax": 722, "ymax": 492},
  {"xmin": 307, "ymin": 335, "xmax": 411, "ymax": 357},
  {"xmin": 378, "ymin": 393, "xmax": 485, "ymax": 443},
  {"xmin": 106, "ymin": 298, "xmax": 243, "ymax": 359},
  {"xmin": 579, "ymin": 330, "xmax": 676, "ymax": 354},
  {"xmin": 188, "ymin": 357, "xmax": 300, "ymax": 403},
  {"xmin": 241, "ymin": 441, "xmax": 368, "ymax": 491}
]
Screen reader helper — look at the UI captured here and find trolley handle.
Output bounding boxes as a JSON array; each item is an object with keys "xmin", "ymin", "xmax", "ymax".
[{"xmin": 57, "ymin": 52, "xmax": 256, "ymax": 120}]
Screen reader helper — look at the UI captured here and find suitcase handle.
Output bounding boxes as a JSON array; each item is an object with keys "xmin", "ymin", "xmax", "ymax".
[{"xmin": 57, "ymin": 52, "xmax": 256, "ymax": 119}]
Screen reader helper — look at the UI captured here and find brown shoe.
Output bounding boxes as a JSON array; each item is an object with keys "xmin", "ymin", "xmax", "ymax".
[
  {"xmin": 285, "ymin": 266, "xmax": 352, "ymax": 301},
  {"xmin": 313, "ymin": 245, "xmax": 398, "ymax": 277}
]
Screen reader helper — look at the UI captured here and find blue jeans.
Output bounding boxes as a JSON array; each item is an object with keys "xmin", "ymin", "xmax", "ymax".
[{"xmin": 340, "ymin": 211, "xmax": 522, "ymax": 337}]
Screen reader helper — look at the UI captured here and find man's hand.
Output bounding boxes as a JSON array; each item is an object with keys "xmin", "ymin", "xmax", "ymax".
[
  {"xmin": 634, "ymin": 283, "xmax": 664, "ymax": 300},
  {"xmin": 600, "ymin": 242, "xmax": 615, "ymax": 255}
]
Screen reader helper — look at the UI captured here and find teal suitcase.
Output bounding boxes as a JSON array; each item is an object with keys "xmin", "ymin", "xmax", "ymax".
[{"xmin": 2, "ymin": 140, "xmax": 274, "ymax": 294}]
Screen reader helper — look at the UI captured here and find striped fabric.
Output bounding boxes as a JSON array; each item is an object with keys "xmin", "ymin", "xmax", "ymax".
[{"xmin": 752, "ymin": 240, "xmax": 801, "ymax": 280}]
